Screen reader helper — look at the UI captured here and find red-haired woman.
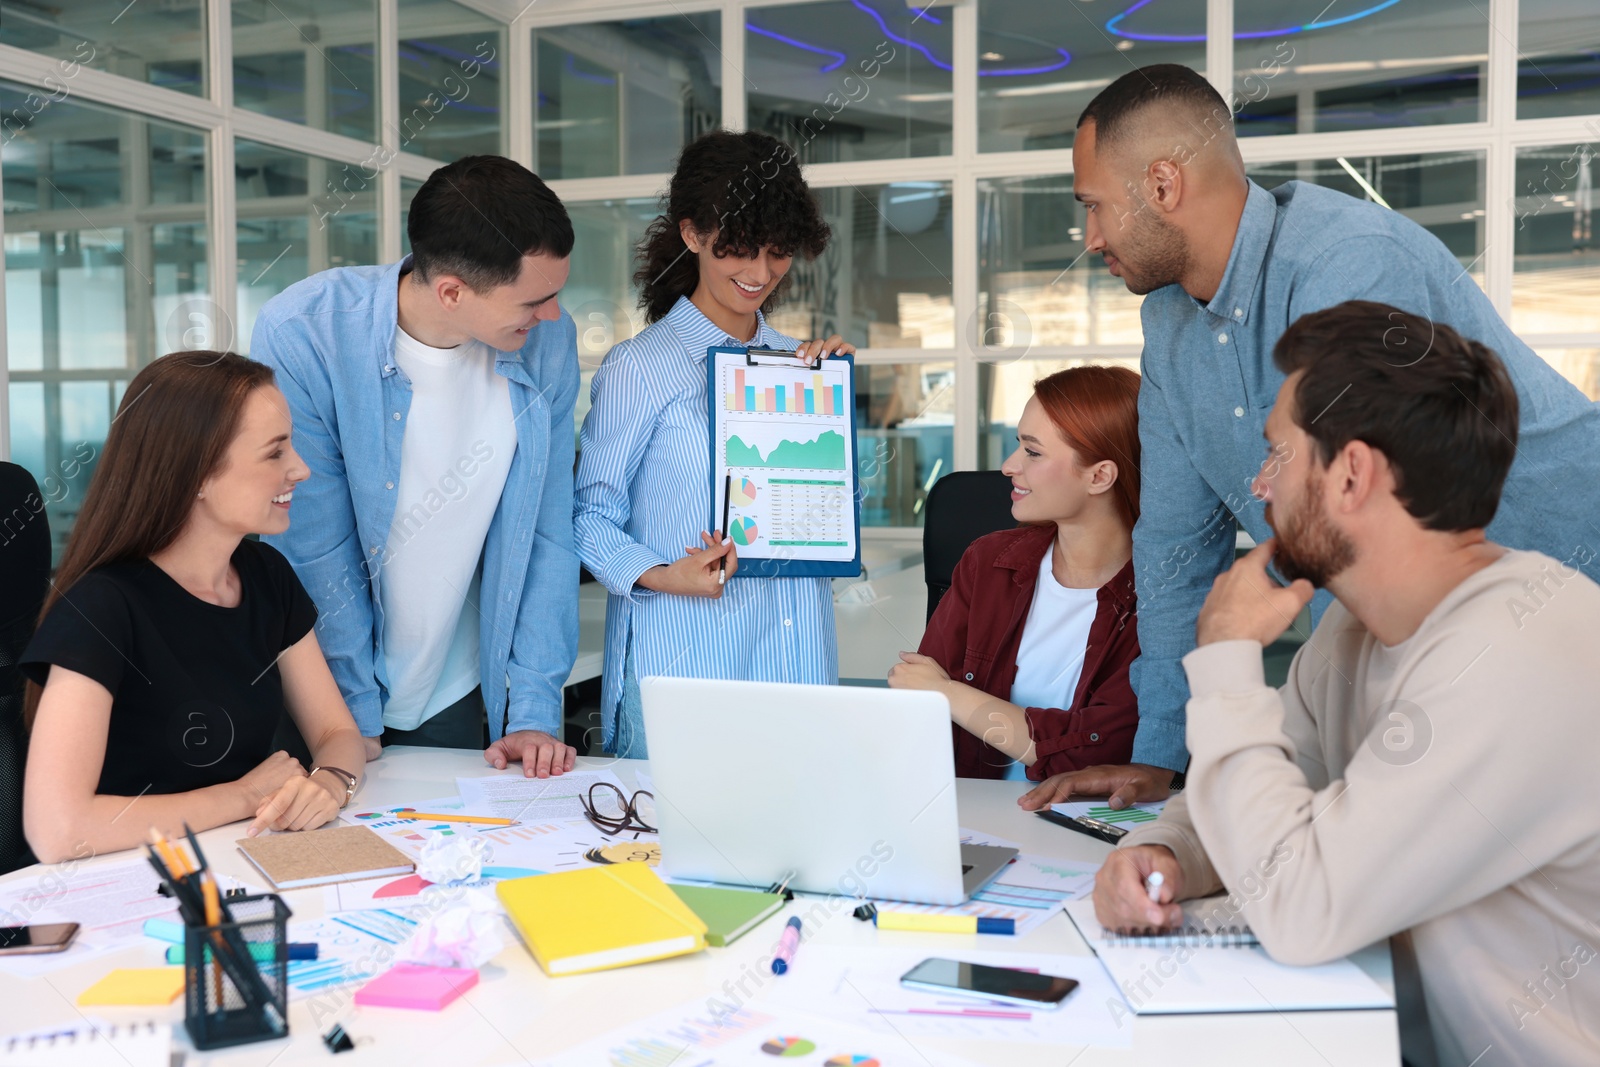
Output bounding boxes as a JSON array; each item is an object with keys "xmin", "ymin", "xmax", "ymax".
[
  {"xmin": 889, "ymin": 366, "xmax": 1141, "ymax": 783},
  {"xmin": 20, "ymin": 351, "xmax": 368, "ymax": 863}
]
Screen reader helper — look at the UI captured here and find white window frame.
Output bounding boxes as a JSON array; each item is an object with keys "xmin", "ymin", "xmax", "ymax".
[{"xmin": 0, "ymin": 0, "xmax": 1594, "ymax": 539}]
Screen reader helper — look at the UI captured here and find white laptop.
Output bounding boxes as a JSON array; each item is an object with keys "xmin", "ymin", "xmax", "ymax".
[{"xmin": 640, "ymin": 677, "xmax": 1017, "ymax": 906}]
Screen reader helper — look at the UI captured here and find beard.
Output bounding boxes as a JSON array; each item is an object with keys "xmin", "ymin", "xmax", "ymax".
[
  {"xmin": 1266, "ymin": 472, "xmax": 1357, "ymax": 588},
  {"xmin": 1113, "ymin": 208, "xmax": 1190, "ymax": 295}
]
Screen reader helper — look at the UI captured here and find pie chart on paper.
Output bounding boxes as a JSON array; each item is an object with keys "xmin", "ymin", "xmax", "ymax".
[
  {"xmin": 730, "ymin": 516, "xmax": 759, "ymax": 547},
  {"xmin": 824, "ymin": 1057, "xmax": 881, "ymax": 1067},
  {"xmin": 730, "ymin": 477, "xmax": 759, "ymax": 506},
  {"xmin": 760, "ymin": 1036, "xmax": 817, "ymax": 1056}
]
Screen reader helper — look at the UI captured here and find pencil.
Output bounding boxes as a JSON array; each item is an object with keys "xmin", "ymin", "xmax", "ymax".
[
  {"xmin": 719, "ymin": 471, "xmax": 732, "ymax": 586},
  {"xmin": 393, "ymin": 812, "xmax": 517, "ymax": 826},
  {"xmin": 201, "ymin": 873, "xmax": 223, "ymax": 1007}
]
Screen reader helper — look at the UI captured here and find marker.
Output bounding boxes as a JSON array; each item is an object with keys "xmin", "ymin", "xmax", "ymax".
[
  {"xmin": 1145, "ymin": 871, "xmax": 1165, "ymax": 903},
  {"xmin": 167, "ymin": 942, "xmax": 318, "ymax": 964},
  {"xmin": 771, "ymin": 916, "xmax": 802, "ymax": 974},
  {"xmin": 719, "ymin": 472, "xmax": 732, "ymax": 586},
  {"xmin": 393, "ymin": 812, "xmax": 517, "ymax": 826},
  {"xmin": 874, "ymin": 912, "xmax": 1016, "ymax": 935}
]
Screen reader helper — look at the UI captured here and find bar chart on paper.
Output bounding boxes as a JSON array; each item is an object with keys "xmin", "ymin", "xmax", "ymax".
[
  {"xmin": 713, "ymin": 357, "xmax": 857, "ymax": 565},
  {"xmin": 725, "ymin": 366, "xmax": 847, "ymax": 417}
]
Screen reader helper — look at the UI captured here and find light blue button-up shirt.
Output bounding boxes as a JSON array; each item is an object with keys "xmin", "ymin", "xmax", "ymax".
[
  {"xmin": 1132, "ymin": 180, "xmax": 1600, "ymax": 771},
  {"xmin": 251, "ymin": 257, "xmax": 580, "ymax": 741},
  {"xmin": 574, "ymin": 296, "xmax": 838, "ymax": 747}
]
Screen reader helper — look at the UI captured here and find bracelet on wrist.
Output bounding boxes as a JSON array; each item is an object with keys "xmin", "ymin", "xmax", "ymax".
[{"xmin": 309, "ymin": 765, "xmax": 358, "ymax": 807}]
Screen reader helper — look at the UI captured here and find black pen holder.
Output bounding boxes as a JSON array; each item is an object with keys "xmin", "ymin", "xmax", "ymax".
[{"xmin": 183, "ymin": 892, "xmax": 291, "ymax": 1050}]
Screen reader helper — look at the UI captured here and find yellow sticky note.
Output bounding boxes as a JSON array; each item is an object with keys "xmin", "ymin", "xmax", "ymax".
[{"xmin": 77, "ymin": 967, "xmax": 186, "ymax": 1006}]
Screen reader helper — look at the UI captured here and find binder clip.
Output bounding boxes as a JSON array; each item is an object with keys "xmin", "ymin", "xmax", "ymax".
[{"xmin": 322, "ymin": 1023, "xmax": 355, "ymax": 1054}]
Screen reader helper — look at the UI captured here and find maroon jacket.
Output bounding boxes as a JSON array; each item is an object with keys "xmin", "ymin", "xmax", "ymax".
[{"xmin": 918, "ymin": 524, "xmax": 1140, "ymax": 780}]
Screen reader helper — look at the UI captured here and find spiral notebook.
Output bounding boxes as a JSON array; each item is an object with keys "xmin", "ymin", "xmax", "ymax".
[
  {"xmin": 0, "ymin": 1020, "xmax": 170, "ymax": 1067},
  {"xmin": 1065, "ymin": 897, "xmax": 1393, "ymax": 1014}
]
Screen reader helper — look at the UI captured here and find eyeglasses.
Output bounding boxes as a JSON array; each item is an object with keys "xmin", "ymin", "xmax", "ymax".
[{"xmin": 580, "ymin": 782, "xmax": 657, "ymax": 835}]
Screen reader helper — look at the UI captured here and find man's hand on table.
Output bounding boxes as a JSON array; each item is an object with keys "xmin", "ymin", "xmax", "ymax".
[
  {"xmin": 484, "ymin": 730, "xmax": 577, "ymax": 778},
  {"xmin": 1094, "ymin": 844, "xmax": 1185, "ymax": 931},
  {"xmin": 1016, "ymin": 763, "xmax": 1177, "ymax": 811}
]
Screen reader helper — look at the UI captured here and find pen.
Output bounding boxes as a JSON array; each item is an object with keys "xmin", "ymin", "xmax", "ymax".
[
  {"xmin": 1145, "ymin": 871, "xmax": 1165, "ymax": 904},
  {"xmin": 874, "ymin": 912, "xmax": 1016, "ymax": 935},
  {"xmin": 394, "ymin": 812, "xmax": 518, "ymax": 826},
  {"xmin": 719, "ymin": 472, "xmax": 732, "ymax": 586},
  {"xmin": 167, "ymin": 942, "xmax": 317, "ymax": 964},
  {"xmin": 770, "ymin": 916, "xmax": 803, "ymax": 974}
]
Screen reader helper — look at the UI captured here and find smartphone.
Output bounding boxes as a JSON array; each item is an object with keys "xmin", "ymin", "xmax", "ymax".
[
  {"xmin": 900, "ymin": 958, "xmax": 1079, "ymax": 1010},
  {"xmin": 0, "ymin": 922, "xmax": 80, "ymax": 955}
]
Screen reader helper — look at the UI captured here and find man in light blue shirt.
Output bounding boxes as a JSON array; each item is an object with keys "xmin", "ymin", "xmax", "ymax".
[
  {"xmin": 1022, "ymin": 65, "xmax": 1600, "ymax": 809},
  {"xmin": 253, "ymin": 156, "xmax": 581, "ymax": 778}
]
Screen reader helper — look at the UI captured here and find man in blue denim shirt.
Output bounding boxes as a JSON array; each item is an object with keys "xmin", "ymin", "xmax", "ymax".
[
  {"xmin": 253, "ymin": 156, "xmax": 581, "ymax": 778},
  {"xmin": 1021, "ymin": 66, "xmax": 1600, "ymax": 810}
]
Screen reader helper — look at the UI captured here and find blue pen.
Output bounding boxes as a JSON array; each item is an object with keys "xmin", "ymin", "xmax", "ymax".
[
  {"xmin": 165, "ymin": 942, "xmax": 317, "ymax": 964},
  {"xmin": 770, "ymin": 916, "xmax": 802, "ymax": 975}
]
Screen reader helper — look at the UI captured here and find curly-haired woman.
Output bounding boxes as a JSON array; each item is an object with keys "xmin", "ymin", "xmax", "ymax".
[{"xmin": 573, "ymin": 130, "xmax": 852, "ymax": 758}]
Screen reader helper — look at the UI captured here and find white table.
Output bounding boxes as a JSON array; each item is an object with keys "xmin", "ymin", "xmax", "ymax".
[{"xmin": 0, "ymin": 750, "xmax": 1398, "ymax": 1065}]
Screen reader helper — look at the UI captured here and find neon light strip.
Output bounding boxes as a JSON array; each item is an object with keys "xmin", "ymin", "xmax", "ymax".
[
  {"xmin": 849, "ymin": 0, "xmax": 1069, "ymax": 76},
  {"xmin": 748, "ymin": 1, "xmax": 1070, "ymax": 77},
  {"xmin": 1106, "ymin": 0, "xmax": 1407, "ymax": 43},
  {"xmin": 747, "ymin": 22, "xmax": 848, "ymax": 72}
]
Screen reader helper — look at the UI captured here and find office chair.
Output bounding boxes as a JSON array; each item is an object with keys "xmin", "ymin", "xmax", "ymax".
[
  {"xmin": 921, "ymin": 470, "xmax": 1018, "ymax": 623},
  {"xmin": 0, "ymin": 462, "xmax": 50, "ymax": 874}
]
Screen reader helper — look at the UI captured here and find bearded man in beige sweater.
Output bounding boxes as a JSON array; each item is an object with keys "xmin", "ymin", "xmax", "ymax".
[{"xmin": 1085, "ymin": 300, "xmax": 1600, "ymax": 1066}]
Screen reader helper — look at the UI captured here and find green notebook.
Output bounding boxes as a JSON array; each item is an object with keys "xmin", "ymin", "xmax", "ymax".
[{"xmin": 667, "ymin": 885, "xmax": 785, "ymax": 947}]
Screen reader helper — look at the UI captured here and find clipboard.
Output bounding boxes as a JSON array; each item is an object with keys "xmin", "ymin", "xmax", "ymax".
[{"xmin": 706, "ymin": 345, "xmax": 862, "ymax": 579}]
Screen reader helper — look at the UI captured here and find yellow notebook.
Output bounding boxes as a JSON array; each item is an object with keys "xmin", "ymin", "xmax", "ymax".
[{"xmin": 496, "ymin": 863, "xmax": 707, "ymax": 976}]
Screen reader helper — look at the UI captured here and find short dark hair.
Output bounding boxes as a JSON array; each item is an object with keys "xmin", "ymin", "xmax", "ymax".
[
  {"xmin": 408, "ymin": 155, "xmax": 574, "ymax": 293},
  {"xmin": 1273, "ymin": 301, "xmax": 1519, "ymax": 533},
  {"xmin": 1076, "ymin": 64, "xmax": 1232, "ymax": 150},
  {"xmin": 635, "ymin": 130, "xmax": 830, "ymax": 323}
]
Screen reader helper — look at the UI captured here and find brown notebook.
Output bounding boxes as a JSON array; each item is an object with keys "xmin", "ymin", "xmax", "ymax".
[{"xmin": 235, "ymin": 825, "xmax": 415, "ymax": 889}]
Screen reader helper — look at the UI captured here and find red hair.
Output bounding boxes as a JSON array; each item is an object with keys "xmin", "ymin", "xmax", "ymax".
[{"xmin": 1031, "ymin": 365, "xmax": 1141, "ymax": 530}]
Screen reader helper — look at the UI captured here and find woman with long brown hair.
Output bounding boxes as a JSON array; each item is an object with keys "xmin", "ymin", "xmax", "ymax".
[
  {"xmin": 20, "ymin": 351, "xmax": 368, "ymax": 862},
  {"xmin": 889, "ymin": 365, "xmax": 1142, "ymax": 783}
]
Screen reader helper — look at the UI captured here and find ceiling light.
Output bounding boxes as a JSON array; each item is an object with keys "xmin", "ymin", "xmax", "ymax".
[{"xmin": 982, "ymin": 51, "xmax": 1004, "ymax": 61}]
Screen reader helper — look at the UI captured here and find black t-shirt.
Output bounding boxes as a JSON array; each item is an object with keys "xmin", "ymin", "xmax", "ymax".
[{"xmin": 22, "ymin": 540, "xmax": 317, "ymax": 797}]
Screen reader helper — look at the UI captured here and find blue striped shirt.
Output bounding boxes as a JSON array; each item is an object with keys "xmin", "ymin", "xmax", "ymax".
[{"xmin": 574, "ymin": 296, "xmax": 838, "ymax": 746}]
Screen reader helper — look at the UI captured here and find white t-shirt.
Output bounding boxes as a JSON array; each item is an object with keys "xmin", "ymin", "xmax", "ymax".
[
  {"xmin": 1010, "ymin": 549, "xmax": 1100, "ymax": 717},
  {"xmin": 379, "ymin": 327, "xmax": 516, "ymax": 730}
]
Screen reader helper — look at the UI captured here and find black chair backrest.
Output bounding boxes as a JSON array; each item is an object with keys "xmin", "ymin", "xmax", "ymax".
[
  {"xmin": 1, "ymin": 462, "xmax": 50, "ymax": 874},
  {"xmin": 922, "ymin": 470, "xmax": 1018, "ymax": 623}
]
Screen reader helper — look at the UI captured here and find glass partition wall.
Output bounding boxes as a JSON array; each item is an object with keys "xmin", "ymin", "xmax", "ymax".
[{"xmin": 4, "ymin": 0, "xmax": 1599, "ymax": 544}]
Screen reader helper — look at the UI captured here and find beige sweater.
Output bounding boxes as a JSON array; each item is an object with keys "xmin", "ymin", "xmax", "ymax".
[{"xmin": 1122, "ymin": 550, "xmax": 1600, "ymax": 1067}]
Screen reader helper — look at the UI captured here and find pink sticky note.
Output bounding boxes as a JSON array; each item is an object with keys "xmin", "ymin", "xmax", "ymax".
[{"xmin": 354, "ymin": 964, "xmax": 479, "ymax": 1011}]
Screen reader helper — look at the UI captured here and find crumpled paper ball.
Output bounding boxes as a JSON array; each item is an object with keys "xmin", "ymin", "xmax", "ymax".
[
  {"xmin": 415, "ymin": 830, "xmax": 490, "ymax": 886},
  {"xmin": 400, "ymin": 886, "xmax": 507, "ymax": 970}
]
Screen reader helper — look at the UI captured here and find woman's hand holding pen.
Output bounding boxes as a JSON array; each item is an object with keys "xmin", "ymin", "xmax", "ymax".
[
  {"xmin": 793, "ymin": 334, "xmax": 856, "ymax": 366},
  {"xmin": 637, "ymin": 530, "xmax": 739, "ymax": 598}
]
